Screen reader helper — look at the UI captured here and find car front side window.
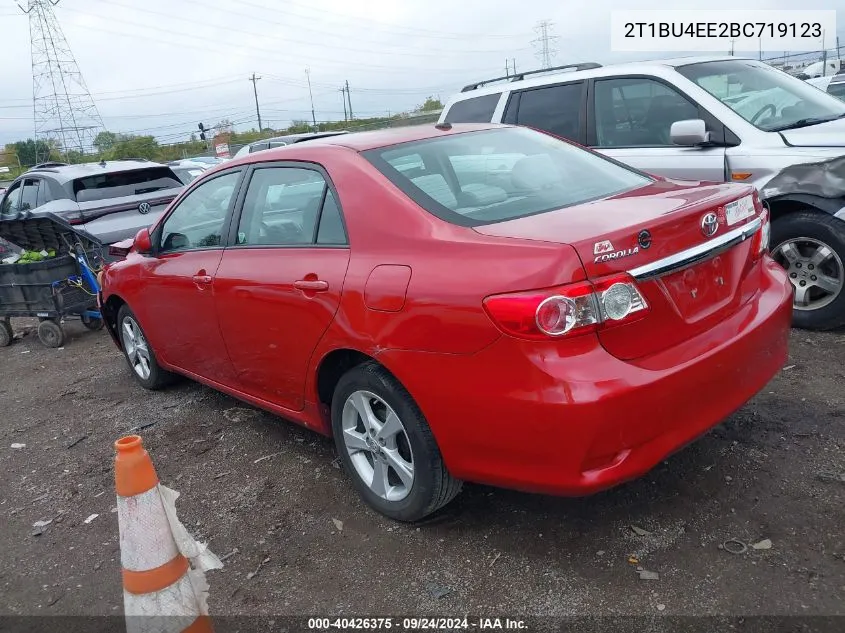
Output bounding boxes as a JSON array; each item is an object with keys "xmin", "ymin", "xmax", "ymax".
[
  {"xmin": 159, "ymin": 171, "xmax": 241, "ymax": 252},
  {"xmin": 593, "ymin": 77, "xmax": 699, "ymax": 147},
  {"xmin": 20, "ymin": 179, "xmax": 40, "ymax": 211}
]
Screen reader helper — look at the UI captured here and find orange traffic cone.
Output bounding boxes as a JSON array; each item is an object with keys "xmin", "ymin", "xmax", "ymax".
[{"xmin": 115, "ymin": 435, "xmax": 223, "ymax": 633}]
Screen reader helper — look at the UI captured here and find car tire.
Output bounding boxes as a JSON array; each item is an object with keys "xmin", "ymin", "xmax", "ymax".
[
  {"xmin": 0, "ymin": 319, "xmax": 12, "ymax": 347},
  {"xmin": 37, "ymin": 320, "xmax": 65, "ymax": 348},
  {"xmin": 771, "ymin": 211, "xmax": 845, "ymax": 331},
  {"xmin": 82, "ymin": 316, "xmax": 105, "ymax": 331},
  {"xmin": 331, "ymin": 361, "xmax": 462, "ymax": 522},
  {"xmin": 116, "ymin": 304, "xmax": 175, "ymax": 390}
]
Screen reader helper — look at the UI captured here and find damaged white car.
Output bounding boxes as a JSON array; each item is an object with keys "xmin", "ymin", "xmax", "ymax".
[{"xmin": 441, "ymin": 56, "xmax": 845, "ymax": 330}]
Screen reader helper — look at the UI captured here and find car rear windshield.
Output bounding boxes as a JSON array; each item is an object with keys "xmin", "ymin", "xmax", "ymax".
[
  {"xmin": 443, "ymin": 93, "xmax": 501, "ymax": 123},
  {"xmin": 362, "ymin": 127, "xmax": 652, "ymax": 226},
  {"xmin": 72, "ymin": 167, "xmax": 182, "ymax": 202}
]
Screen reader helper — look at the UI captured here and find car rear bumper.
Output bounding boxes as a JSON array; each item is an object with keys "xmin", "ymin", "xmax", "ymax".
[
  {"xmin": 377, "ymin": 257, "xmax": 793, "ymax": 496},
  {"xmin": 97, "ymin": 290, "xmax": 122, "ymax": 350}
]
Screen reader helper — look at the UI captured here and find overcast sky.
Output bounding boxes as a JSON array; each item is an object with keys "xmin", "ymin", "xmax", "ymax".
[{"xmin": 1, "ymin": 0, "xmax": 842, "ymax": 149}]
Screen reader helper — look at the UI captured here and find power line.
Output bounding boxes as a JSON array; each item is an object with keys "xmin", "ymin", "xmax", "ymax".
[
  {"xmin": 57, "ymin": 5, "xmax": 508, "ymax": 77},
  {"xmin": 88, "ymin": 0, "xmax": 527, "ymax": 60},
  {"xmin": 226, "ymin": 0, "xmax": 527, "ymax": 41},
  {"xmin": 532, "ymin": 20, "xmax": 559, "ymax": 69}
]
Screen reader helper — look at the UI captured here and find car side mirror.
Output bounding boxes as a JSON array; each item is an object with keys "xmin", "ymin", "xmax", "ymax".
[
  {"xmin": 670, "ymin": 119, "xmax": 711, "ymax": 146},
  {"xmin": 134, "ymin": 227, "xmax": 153, "ymax": 254}
]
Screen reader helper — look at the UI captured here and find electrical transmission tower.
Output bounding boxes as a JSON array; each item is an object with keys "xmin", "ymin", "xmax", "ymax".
[
  {"xmin": 19, "ymin": 0, "xmax": 105, "ymax": 161},
  {"xmin": 532, "ymin": 20, "xmax": 559, "ymax": 69}
]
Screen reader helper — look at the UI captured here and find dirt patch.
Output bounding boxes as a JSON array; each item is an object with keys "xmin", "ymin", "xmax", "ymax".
[{"xmin": 0, "ymin": 319, "xmax": 843, "ymax": 618}]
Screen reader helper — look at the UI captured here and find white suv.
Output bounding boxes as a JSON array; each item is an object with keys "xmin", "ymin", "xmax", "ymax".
[{"xmin": 440, "ymin": 56, "xmax": 845, "ymax": 330}]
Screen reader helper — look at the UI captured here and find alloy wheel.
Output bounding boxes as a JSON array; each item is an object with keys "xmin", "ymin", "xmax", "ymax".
[
  {"xmin": 120, "ymin": 316, "xmax": 152, "ymax": 380},
  {"xmin": 340, "ymin": 390, "xmax": 415, "ymax": 502},
  {"xmin": 772, "ymin": 237, "xmax": 844, "ymax": 311}
]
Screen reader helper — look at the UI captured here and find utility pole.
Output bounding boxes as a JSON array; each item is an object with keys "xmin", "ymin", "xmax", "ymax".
[
  {"xmin": 249, "ymin": 73, "xmax": 262, "ymax": 132},
  {"xmin": 512, "ymin": 58, "xmax": 517, "ymax": 75},
  {"xmin": 305, "ymin": 68, "xmax": 317, "ymax": 132},
  {"xmin": 729, "ymin": 39, "xmax": 735, "ymax": 56},
  {"xmin": 822, "ymin": 29, "xmax": 828, "ymax": 77},
  {"xmin": 505, "ymin": 59, "xmax": 510, "ymax": 76},
  {"xmin": 345, "ymin": 80, "xmax": 353, "ymax": 120},
  {"xmin": 339, "ymin": 87, "xmax": 348, "ymax": 121}
]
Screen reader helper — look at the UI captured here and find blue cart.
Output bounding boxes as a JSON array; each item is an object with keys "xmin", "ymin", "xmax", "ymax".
[{"xmin": 0, "ymin": 215, "xmax": 105, "ymax": 348}]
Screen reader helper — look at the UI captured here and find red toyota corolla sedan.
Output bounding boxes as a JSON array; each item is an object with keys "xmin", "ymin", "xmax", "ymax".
[{"xmin": 99, "ymin": 123, "xmax": 793, "ymax": 521}]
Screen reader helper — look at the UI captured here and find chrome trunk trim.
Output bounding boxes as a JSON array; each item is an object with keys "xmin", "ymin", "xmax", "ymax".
[{"xmin": 628, "ymin": 217, "xmax": 762, "ymax": 281}]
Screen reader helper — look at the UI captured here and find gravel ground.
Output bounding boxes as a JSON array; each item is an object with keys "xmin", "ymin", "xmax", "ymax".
[{"xmin": 0, "ymin": 318, "xmax": 843, "ymax": 625}]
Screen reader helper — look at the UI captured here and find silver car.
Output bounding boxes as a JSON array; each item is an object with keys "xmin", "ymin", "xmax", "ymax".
[
  {"xmin": 441, "ymin": 56, "xmax": 845, "ymax": 330},
  {"xmin": 0, "ymin": 160, "xmax": 184, "ymax": 246}
]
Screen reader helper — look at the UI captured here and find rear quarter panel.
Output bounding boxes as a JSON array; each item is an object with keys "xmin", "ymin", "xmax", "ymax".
[{"xmin": 296, "ymin": 147, "xmax": 589, "ymax": 398}]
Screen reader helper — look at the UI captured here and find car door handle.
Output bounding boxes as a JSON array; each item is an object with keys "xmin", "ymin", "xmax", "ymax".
[
  {"xmin": 293, "ymin": 279, "xmax": 329, "ymax": 292},
  {"xmin": 192, "ymin": 274, "xmax": 213, "ymax": 285}
]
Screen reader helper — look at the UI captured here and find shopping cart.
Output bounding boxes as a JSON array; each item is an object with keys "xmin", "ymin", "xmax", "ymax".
[{"xmin": 0, "ymin": 214, "xmax": 105, "ymax": 348}]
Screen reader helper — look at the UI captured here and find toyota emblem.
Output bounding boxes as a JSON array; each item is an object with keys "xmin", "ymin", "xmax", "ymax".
[
  {"xmin": 637, "ymin": 229, "xmax": 652, "ymax": 250},
  {"xmin": 138, "ymin": 202, "xmax": 151, "ymax": 215},
  {"xmin": 700, "ymin": 212, "xmax": 719, "ymax": 238}
]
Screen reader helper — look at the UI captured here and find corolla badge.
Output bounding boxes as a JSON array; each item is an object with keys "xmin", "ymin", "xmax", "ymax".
[
  {"xmin": 593, "ymin": 238, "xmax": 639, "ymax": 264},
  {"xmin": 138, "ymin": 202, "xmax": 151, "ymax": 215},
  {"xmin": 700, "ymin": 212, "xmax": 719, "ymax": 238}
]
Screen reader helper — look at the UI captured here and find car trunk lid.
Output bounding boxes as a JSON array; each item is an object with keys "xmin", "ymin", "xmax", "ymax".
[{"xmin": 473, "ymin": 180, "xmax": 764, "ymax": 359}]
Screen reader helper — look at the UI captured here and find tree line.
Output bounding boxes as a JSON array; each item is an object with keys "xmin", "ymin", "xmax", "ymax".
[{"xmin": 0, "ymin": 97, "xmax": 444, "ymax": 180}]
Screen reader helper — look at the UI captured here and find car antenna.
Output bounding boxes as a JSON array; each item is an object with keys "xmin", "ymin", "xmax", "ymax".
[{"xmin": 435, "ymin": 122, "xmax": 452, "ymax": 131}]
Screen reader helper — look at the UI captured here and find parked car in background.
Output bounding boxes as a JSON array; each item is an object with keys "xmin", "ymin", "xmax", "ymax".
[
  {"xmin": 185, "ymin": 156, "xmax": 226, "ymax": 167},
  {"xmin": 167, "ymin": 160, "xmax": 210, "ymax": 185},
  {"xmin": 0, "ymin": 160, "xmax": 184, "ymax": 245},
  {"xmin": 807, "ymin": 74, "xmax": 845, "ymax": 100},
  {"xmin": 231, "ymin": 131, "xmax": 350, "ymax": 159},
  {"xmin": 99, "ymin": 123, "xmax": 791, "ymax": 521},
  {"xmin": 441, "ymin": 56, "xmax": 845, "ymax": 330}
]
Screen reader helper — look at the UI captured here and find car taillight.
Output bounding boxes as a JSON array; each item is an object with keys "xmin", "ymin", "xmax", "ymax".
[
  {"xmin": 54, "ymin": 209, "xmax": 84, "ymax": 225},
  {"xmin": 108, "ymin": 244, "xmax": 131, "ymax": 258},
  {"xmin": 750, "ymin": 203, "xmax": 770, "ymax": 259},
  {"xmin": 483, "ymin": 273, "xmax": 649, "ymax": 341}
]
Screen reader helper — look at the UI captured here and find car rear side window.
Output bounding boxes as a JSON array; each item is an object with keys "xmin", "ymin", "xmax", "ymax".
[
  {"xmin": 363, "ymin": 126, "xmax": 652, "ymax": 227},
  {"xmin": 443, "ymin": 93, "xmax": 501, "ymax": 123},
  {"xmin": 236, "ymin": 167, "xmax": 344, "ymax": 246},
  {"xmin": 316, "ymin": 190, "xmax": 347, "ymax": 245},
  {"xmin": 73, "ymin": 167, "xmax": 181, "ymax": 202},
  {"xmin": 513, "ymin": 82, "xmax": 584, "ymax": 142}
]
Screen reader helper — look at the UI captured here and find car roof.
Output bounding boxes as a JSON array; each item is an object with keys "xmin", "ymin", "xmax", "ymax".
[
  {"xmin": 252, "ymin": 131, "xmax": 350, "ymax": 146},
  {"xmin": 24, "ymin": 160, "xmax": 172, "ymax": 183},
  {"xmin": 270, "ymin": 122, "xmax": 504, "ymax": 152},
  {"xmin": 453, "ymin": 55, "xmax": 755, "ymax": 99}
]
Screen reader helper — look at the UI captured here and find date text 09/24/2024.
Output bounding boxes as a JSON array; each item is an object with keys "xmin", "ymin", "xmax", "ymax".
[{"xmin": 307, "ymin": 618, "xmax": 528, "ymax": 630}]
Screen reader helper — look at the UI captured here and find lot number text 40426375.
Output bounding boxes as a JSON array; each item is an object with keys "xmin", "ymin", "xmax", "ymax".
[{"xmin": 307, "ymin": 617, "xmax": 528, "ymax": 631}]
